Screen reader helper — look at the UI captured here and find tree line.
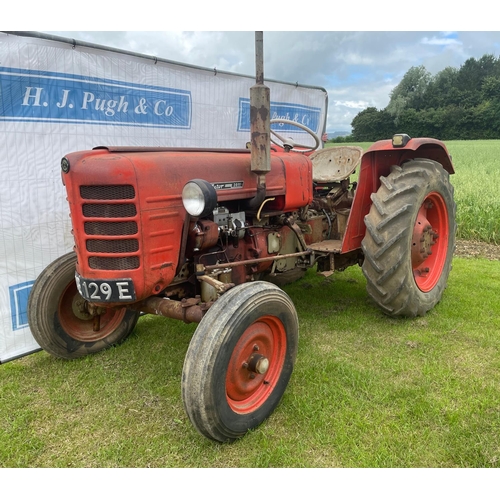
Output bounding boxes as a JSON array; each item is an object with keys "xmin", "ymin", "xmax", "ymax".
[{"xmin": 330, "ymin": 54, "xmax": 500, "ymax": 143}]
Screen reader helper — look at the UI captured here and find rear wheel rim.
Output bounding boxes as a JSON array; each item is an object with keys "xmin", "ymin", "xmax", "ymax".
[
  {"xmin": 58, "ymin": 281, "xmax": 127, "ymax": 342},
  {"xmin": 411, "ymin": 191, "xmax": 449, "ymax": 292},
  {"xmin": 226, "ymin": 315, "xmax": 287, "ymax": 414}
]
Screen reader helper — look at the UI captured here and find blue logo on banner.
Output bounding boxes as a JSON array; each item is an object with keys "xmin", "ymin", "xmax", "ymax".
[
  {"xmin": 237, "ymin": 98, "xmax": 321, "ymax": 133},
  {"xmin": 9, "ymin": 281, "xmax": 34, "ymax": 331},
  {"xmin": 0, "ymin": 67, "xmax": 192, "ymax": 129}
]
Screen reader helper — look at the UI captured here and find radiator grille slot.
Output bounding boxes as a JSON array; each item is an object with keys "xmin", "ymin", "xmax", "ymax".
[
  {"xmin": 89, "ymin": 256, "xmax": 139, "ymax": 270},
  {"xmin": 84, "ymin": 221, "xmax": 138, "ymax": 236},
  {"xmin": 83, "ymin": 203, "xmax": 137, "ymax": 218},
  {"xmin": 80, "ymin": 185, "xmax": 135, "ymax": 200},
  {"xmin": 86, "ymin": 239, "xmax": 139, "ymax": 254}
]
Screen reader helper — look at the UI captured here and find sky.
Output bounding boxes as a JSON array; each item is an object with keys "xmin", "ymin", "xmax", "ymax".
[
  {"xmin": 23, "ymin": 19, "xmax": 500, "ymax": 137},
  {"xmin": 41, "ymin": 30, "xmax": 500, "ymax": 135}
]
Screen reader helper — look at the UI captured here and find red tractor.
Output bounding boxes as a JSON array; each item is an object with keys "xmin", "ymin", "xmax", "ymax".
[{"xmin": 28, "ymin": 35, "xmax": 456, "ymax": 443}]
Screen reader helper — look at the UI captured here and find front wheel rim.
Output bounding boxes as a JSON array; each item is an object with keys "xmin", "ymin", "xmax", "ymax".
[
  {"xmin": 226, "ymin": 315, "xmax": 287, "ymax": 414},
  {"xmin": 411, "ymin": 191, "xmax": 449, "ymax": 292},
  {"xmin": 58, "ymin": 281, "xmax": 127, "ymax": 342}
]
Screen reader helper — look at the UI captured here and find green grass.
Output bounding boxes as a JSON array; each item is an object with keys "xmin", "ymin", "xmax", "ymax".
[
  {"xmin": 326, "ymin": 139, "xmax": 500, "ymax": 244},
  {"xmin": 1, "ymin": 257, "xmax": 499, "ymax": 467}
]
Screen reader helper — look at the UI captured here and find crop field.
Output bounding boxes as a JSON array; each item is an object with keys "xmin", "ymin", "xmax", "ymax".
[
  {"xmin": 328, "ymin": 139, "xmax": 500, "ymax": 244},
  {"xmin": 447, "ymin": 141, "xmax": 500, "ymax": 244},
  {"xmin": 0, "ymin": 140, "xmax": 499, "ymax": 469}
]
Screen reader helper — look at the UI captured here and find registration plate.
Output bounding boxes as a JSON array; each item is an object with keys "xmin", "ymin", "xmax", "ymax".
[{"xmin": 75, "ymin": 272, "xmax": 136, "ymax": 302}]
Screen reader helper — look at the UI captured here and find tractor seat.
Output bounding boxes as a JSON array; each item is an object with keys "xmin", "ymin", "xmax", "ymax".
[{"xmin": 309, "ymin": 146, "xmax": 363, "ymax": 183}]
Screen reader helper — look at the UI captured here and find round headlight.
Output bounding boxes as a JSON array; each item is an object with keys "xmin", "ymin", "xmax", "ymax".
[{"xmin": 182, "ymin": 179, "xmax": 217, "ymax": 218}]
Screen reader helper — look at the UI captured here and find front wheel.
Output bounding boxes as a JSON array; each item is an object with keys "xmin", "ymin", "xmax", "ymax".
[
  {"xmin": 361, "ymin": 159, "xmax": 456, "ymax": 317},
  {"xmin": 27, "ymin": 252, "xmax": 140, "ymax": 359},
  {"xmin": 182, "ymin": 281, "xmax": 299, "ymax": 442}
]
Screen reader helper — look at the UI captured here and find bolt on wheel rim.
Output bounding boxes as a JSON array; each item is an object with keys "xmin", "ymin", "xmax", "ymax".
[
  {"xmin": 411, "ymin": 191, "xmax": 449, "ymax": 292},
  {"xmin": 226, "ymin": 315, "xmax": 287, "ymax": 414}
]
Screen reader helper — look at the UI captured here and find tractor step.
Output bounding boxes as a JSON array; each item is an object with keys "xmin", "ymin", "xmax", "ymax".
[{"xmin": 307, "ymin": 239, "xmax": 342, "ymax": 254}]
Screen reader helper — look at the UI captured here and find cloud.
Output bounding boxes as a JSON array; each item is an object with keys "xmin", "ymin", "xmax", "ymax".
[
  {"xmin": 421, "ymin": 36, "xmax": 462, "ymax": 46},
  {"xmin": 41, "ymin": 30, "xmax": 500, "ymax": 132},
  {"xmin": 333, "ymin": 100, "xmax": 369, "ymax": 110}
]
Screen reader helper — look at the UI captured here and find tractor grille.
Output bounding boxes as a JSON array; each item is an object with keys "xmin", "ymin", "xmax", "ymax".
[
  {"xmin": 86, "ymin": 239, "xmax": 139, "ymax": 254},
  {"xmin": 84, "ymin": 221, "xmax": 138, "ymax": 236},
  {"xmin": 81, "ymin": 184, "xmax": 140, "ymax": 271},
  {"xmin": 83, "ymin": 203, "xmax": 137, "ymax": 218},
  {"xmin": 80, "ymin": 185, "xmax": 135, "ymax": 200},
  {"xmin": 88, "ymin": 256, "xmax": 140, "ymax": 270}
]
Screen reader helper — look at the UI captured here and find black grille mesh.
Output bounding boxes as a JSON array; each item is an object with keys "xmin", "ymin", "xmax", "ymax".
[
  {"xmin": 89, "ymin": 256, "xmax": 139, "ymax": 270},
  {"xmin": 80, "ymin": 185, "xmax": 135, "ymax": 200},
  {"xmin": 81, "ymin": 184, "xmax": 140, "ymax": 270},
  {"xmin": 86, "ymin": 239, "xmax": 139, "ymax": 254},
  {"xmin": 83, "ymin": 203, "xmax": 137, "ymax": 218},
  {"xmin": 84, "ymin": 221, "xmax": 138, "ymax": 236}
]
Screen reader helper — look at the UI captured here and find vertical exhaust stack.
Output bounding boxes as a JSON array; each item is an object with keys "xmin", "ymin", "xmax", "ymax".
[{"xmin": 248, "ymin": 31, "xmax": 270, "ymax": 209}]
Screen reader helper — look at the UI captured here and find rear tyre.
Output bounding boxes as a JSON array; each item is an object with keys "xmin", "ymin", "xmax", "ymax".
[
  {"xmin": 28, "ymin": 252, "xmax": 140, "ymax": 359},
  {"xmin": 182, "ymin": 281, "xmax": 298, "ymax": 442},
  {"xmin": 361, "ymin": 159, "xmax": 456, "ymax": 317}
]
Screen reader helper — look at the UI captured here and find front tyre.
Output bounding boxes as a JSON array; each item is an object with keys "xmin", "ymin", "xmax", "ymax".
[
  {"xmin": 361, "ymin": 159, "xmax": 456, "ymax": 317},
  {"xmin": 182, "ymin": 281, "xmax": 299, "ymax": 442},
  {"xmin": 27, "ymin": 252, "xmax": 140, "ymax": 359}
]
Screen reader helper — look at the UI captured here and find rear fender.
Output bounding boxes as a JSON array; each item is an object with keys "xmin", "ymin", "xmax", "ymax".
[{"xmin": 341, "ymin": 138, "xmax": 454, "ymax": 253}]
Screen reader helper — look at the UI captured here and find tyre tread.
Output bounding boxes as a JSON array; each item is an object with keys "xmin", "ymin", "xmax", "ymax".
[
  {"xmin": 361, "ymin": 159, "xmax": 456, "ymax": 317},
  {"xmin": 182, "ymin": 281, "xmax": 298, "ymax": 442}
]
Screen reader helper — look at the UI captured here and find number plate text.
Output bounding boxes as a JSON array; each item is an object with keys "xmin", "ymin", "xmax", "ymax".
[{"xmin": 75, "ymin": 273, "xmax": 136, "ymax": 302}]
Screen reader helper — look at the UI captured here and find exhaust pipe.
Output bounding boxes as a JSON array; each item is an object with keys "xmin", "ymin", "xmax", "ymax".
[{"xmin": 247, "ymin": 31, "xmax": 271, "ymax": 210}]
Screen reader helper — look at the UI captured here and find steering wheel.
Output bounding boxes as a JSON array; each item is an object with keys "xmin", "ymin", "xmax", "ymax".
[{"xmin": 270, "ymin": 118, "xmax": 321, "ymax": 152}]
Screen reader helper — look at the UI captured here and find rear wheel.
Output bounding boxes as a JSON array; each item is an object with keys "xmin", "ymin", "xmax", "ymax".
[
  {"xmin": 28, "ymin": 252, "xmax": 140, "ymax": 359},
  {"xmin": 182, "ymin": 281, "xmax": 298, "ymax": 442},
  {"xmin": 361, "ymin": 159, "xmax": 456, "ymax": 317}
]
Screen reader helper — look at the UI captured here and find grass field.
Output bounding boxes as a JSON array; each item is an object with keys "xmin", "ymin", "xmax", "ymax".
[
  {"xmin": 1, "ymin": 258, "xmax": 499, "ymax": 467},
  {"xmin": 1, "ymin": 140, "xmax": 499, "ymax": 468}
]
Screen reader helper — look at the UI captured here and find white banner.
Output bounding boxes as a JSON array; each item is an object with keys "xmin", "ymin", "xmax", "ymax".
[{"xmin": 0, "ymin": 31, "xmax": 327, "ymax": 362}]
